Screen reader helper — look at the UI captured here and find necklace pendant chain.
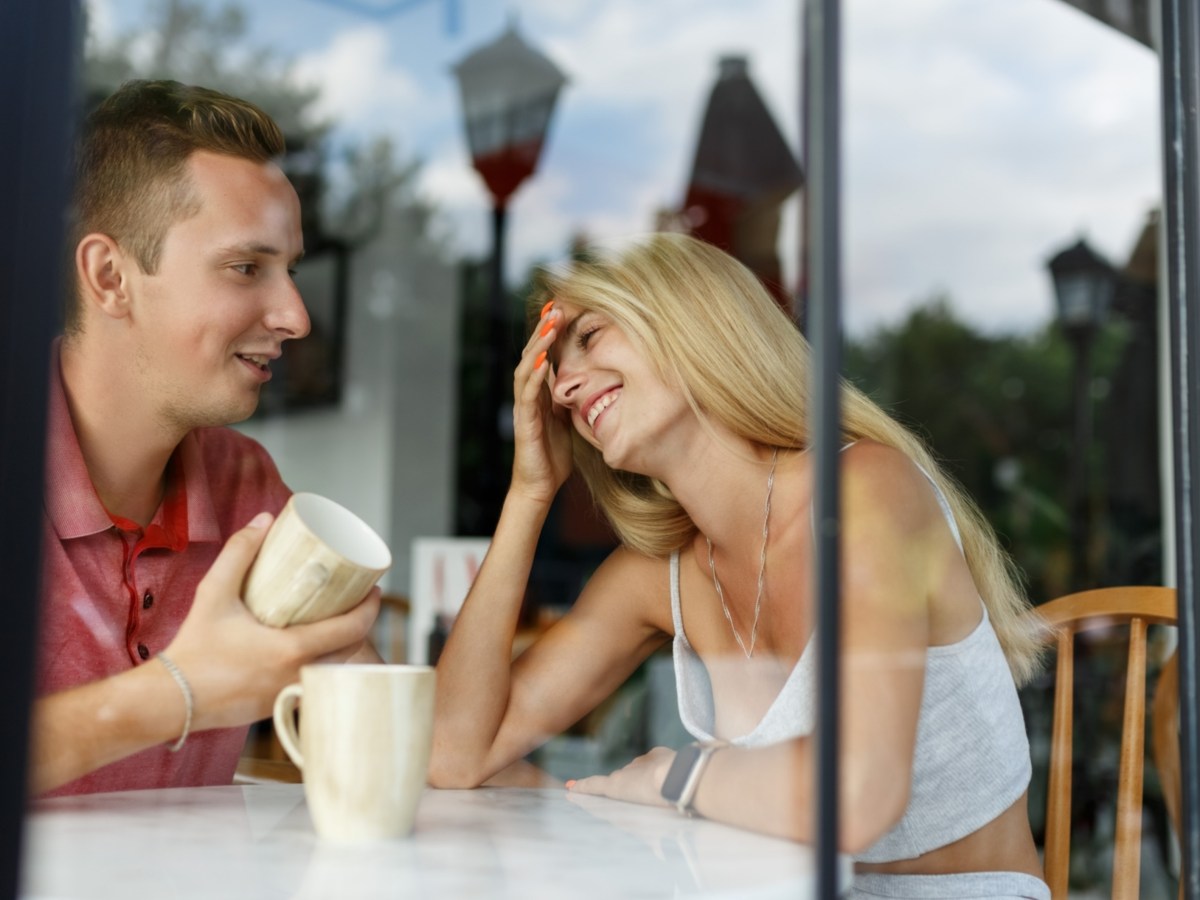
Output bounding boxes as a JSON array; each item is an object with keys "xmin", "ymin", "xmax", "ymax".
[{"xmin": 706, "ymin": 448, "xmax": 778, "ymax": 659}]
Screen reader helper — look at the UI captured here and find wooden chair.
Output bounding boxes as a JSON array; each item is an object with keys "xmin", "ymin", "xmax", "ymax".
[
  {"xmin": 1151, "ymin": 649, "xmax": 1182, "ymax": 899},
  {"xmin": 1034, "ymin": 586, "xmax": 1177, "ymax": 899}
]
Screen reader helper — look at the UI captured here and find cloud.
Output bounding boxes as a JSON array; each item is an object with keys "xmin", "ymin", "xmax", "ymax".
[
  {"xmin": 416, "ymin": 143, "xmax": 490, "ymax": 257},
  {"xmin": 108, "ymin": 0, "xmax": 1161, "ymax": 336},
  {"xmin": 540, "ymin": 0, "xmax": 797, "ymax": 152},
  {"xmin": 405, "ymin": 0, "xmax": 1160, "ymax": 335},
  {"xmin": 292, "ymin": 25, "xmax": 424, "ymax": 133},
  {"xmin": 837, "ymin": 0, "xmax": 1160, "ymax": 335},
  {"xmin": 83, "ymin": 0, "xmax": 117, "ymax": 48}
]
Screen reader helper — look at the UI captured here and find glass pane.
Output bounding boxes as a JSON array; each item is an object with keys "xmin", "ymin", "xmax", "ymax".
[
  {"xmin": 841, "ymin": 1, "xmax": 1175, "ymax": 896},
  {"xmin": 24, "ymin": 1, "xmax": 1189, "ymax": 898}
]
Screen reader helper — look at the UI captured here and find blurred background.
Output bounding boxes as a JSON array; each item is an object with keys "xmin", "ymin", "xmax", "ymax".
[{"xmin": 73, "ymin": 0, "xmax": 1173, "ymax": 894}]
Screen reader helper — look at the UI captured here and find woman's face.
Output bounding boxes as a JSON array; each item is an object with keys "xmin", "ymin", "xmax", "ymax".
[{"xmin": 549, "ymin": 301, "xmax": 694, "ymax": 474}]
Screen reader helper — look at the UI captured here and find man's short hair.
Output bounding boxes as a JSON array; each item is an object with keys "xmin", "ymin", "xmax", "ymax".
[{"xmin": 67, "ymin": 79, "xmax": 286, "ymax": 333}]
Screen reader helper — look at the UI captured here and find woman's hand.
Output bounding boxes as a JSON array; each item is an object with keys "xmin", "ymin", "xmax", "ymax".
[
  {"xmin": 566, "ymin": 746, "xmax": 676, "ymax": 808},
  {"xmin": 510, "ymin": 303, "xmax": 574, "ymax": 504}
]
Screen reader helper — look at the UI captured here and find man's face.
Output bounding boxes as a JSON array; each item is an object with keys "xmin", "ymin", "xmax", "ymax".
[{"xmin": 128, "ymin": 150, "xmax": 309, "ymax": 432}]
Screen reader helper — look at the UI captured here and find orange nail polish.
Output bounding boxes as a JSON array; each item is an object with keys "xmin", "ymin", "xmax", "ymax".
[
  {"xmin": 539, "ymin": 320, "xmax": 554, "ymax": 337},
  {"xmin": 565, "ymin": 779, "xmax": 577, "ymax": 789},
  {"xmin": 540, "ymin": 300, "xmax": 554, "ymax": 318},
  {"xmin": 535, "ymin": 351, "xmax": 547, "ymax": 368}
]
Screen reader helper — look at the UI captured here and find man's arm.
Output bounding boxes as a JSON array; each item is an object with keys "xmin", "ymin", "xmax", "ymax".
[
  {"xmin": 28, "ymin": 512, "xmax": 380, "ymax": 795},
  {"xmin": 29, "ymin": 657, "xmax": 193, "ymax": 795}
]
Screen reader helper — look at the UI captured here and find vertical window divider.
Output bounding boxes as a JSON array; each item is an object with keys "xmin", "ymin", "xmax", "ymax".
[
  {"xmin": 803, "ymin": 1, "xmax": 842, "ymax": 896},
  {"xmin": 0, "ymin": 0, "xmax": 78, "ymax": 894},
  {"xmin": 1161, "ymin": 2, "xmax": 1200, "ymax": 897}
]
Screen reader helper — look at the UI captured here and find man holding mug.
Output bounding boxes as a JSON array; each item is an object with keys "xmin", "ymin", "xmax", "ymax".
[{"xmin": 30, "ymin": 80, "xmax": 379, "ymax": 796}]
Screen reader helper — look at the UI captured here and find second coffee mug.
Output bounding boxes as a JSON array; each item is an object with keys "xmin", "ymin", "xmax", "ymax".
[
  {"xmin": 274, "ymin": 664, "xmax": 435, "ymax": 841},
  {"xmin": 243, "ymin": 493, "xmax": 391, "ymax": 627}
]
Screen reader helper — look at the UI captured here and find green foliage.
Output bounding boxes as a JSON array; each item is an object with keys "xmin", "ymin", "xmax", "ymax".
[
  {"xmin": 844, "ymin": 294, "xmax": 1127, "ymax": 603},
  {"xmin": 846, "ymin": 293, "xmax": 1169, "ymax": 892},
  {"xmin": 81, "ymin": 0, "xmax": 440, "ymax": 254}
]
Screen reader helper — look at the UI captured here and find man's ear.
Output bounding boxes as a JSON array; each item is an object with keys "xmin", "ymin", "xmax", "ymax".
[{"xmin": 75, "ymin": 233, "xmax": 136, "ymax": 320}]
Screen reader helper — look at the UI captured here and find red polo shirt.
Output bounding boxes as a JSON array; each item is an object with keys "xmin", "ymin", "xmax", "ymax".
[{"xmin": 37, "ymin": 343, "xmax": 291, "ymax": 796}]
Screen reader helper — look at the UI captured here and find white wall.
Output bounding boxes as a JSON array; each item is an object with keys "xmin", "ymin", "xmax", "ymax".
[{"xmin": 237, "ymin": 203, "xmax": 460, "ymax": 602}]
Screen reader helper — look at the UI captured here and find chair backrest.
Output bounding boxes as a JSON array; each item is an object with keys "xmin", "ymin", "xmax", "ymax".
[{"xmin": 1033, "ymin": 586, "xmax": 1177, "ymax": 900}]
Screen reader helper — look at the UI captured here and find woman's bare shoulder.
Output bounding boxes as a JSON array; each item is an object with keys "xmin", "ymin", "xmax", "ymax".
[
  {"xmin": 586, "ymin": 544, "xmax": 671, "ymax": 593},
  {"xmin": 839, "ymin": 439, "xmax": 944, "ymax": 535},
  {"xmin": 574, "ymin": 544, "xmax": 675, "ymax": 629}
]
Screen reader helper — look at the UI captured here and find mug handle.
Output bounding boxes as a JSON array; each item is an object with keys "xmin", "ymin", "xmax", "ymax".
[
  {"xmin": 282, "ymin": 561, "xmax": 331, "ymax": 625},
  {"xmin": 273, "ymin": 683, "xmax": 305, "ymax": 771}
]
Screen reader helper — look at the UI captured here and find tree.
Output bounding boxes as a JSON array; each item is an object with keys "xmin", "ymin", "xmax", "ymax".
[
  {"xmin": 844, "ymin": 295, "xmax": 1128, "ymax": 603},
  {"xmin": 84, "ymin": 0, "xmax": 321, "ymax": 139}
]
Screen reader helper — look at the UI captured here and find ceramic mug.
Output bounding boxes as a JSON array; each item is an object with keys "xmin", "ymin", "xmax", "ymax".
[
  {"xmin": 243, "ymin": 493, "xmax": 391, "ymax": 627},
  {"xmin": 273, "ymin": 664, "xmax": 436, "ymax": 841}
]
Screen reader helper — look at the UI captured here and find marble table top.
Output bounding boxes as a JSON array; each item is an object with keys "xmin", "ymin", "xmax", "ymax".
[{"xmin": 20, "ymin": 784, "xmax": 848, "ymax": 899}]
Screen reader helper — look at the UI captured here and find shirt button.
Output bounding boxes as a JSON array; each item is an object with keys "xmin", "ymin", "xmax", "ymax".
[
  {"xmin": 142, "ymin": 591, "xmax": 154, "ymax": 610},
  {"xmin": 137, "ymin": 643, "xmax": 150, "ymax": 660}
]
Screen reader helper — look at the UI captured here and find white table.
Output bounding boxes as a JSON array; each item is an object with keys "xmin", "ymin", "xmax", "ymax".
[{"xmin": 20, "ymin": 784, "xmax": 850, "ymax": 899}]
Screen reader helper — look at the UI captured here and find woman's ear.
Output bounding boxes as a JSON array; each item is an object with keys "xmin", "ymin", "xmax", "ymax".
[{"xmin": 75, "ymin": 233, "xmax": 134, "ymax": 321}]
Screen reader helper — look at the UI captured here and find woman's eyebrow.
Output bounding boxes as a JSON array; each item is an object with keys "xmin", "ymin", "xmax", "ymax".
[{"xmin": 560, "ymin": 314, "xmax": 583, "ymax": 344}]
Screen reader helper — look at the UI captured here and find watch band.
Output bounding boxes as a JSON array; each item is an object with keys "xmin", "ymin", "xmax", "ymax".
[{"xmin": 660, "ymin": 741, "xmax": 725, "ymax": 816}]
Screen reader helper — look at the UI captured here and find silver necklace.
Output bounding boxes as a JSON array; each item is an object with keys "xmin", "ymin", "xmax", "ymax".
[{"xmin": 705, "ymin": 448, "xmax": 778, "ymax": 659}]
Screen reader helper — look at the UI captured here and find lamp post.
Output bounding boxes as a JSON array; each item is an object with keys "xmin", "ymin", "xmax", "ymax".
[
  {"xmin": 1046, "ymin": 237, "xmax": 1115, "ymax": 591},
  {"xmin": 453, "ymin": 22, "xmax": 566, "ymax": 528}
]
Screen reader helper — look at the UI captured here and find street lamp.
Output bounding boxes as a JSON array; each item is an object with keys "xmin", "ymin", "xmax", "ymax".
[
  {"xmin": 1046, "ymin": 236, "xmax": 1116, "ymax": 590},
  {"xmin": 453, "ymin": 22, "xmax": 567, "ymax": 528}
]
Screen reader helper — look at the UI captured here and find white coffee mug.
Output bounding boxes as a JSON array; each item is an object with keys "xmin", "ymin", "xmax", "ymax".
[
  {"xmin": 274, "ymin": 664, "xmax": 435, "ymax": 841},
  {"xmin": 243, "ymin": 493, "xmax": 391, "ymax": 627}
]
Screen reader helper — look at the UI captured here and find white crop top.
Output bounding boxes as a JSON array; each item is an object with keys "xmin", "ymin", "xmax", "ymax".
[{"xmin": 669, "ymin": 466, "xmax": 1032, "ymax": 863}]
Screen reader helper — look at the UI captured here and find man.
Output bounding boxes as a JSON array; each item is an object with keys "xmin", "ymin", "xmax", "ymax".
[{"xmin": 30, "ymin": 80, "xmax": 379, "ymax": 796}]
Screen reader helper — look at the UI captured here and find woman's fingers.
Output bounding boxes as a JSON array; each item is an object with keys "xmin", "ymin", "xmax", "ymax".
[
  {"xmin": 520, "ymin": 351, "xmax": 552, "ymax": 406},
  {"xmin": 515, "ymin": 307, "xmax": 562, "ymax": 425},
  {"xmin": 519, "ymin": 307, "xmax": 560, "ymax": 371},
  {"xmin": 521, "ymin": 304, "xmax": 558, "ymax": 354},
  {"xmin": 567, "ymin": 774, "xmax": 609, "ymax": 796}
]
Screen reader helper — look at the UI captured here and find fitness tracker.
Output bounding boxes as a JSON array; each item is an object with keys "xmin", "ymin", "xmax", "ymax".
[{"xmin": 660, "ymin": 741, "xmax": 725, "ymax": 816}]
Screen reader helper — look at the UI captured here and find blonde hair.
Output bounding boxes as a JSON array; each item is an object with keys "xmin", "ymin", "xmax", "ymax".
[{"xmin": 531, "ymin": 233, "xmax": 1041, "ymax": 685}]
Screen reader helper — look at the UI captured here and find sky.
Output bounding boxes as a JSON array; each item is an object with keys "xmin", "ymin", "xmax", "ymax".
[{"xmin": 84, "ymin": 0, "xmax": 1162, "ymax": 337}]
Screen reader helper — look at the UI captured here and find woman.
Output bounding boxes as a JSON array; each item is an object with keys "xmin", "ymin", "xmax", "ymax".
[{"xmin": 430, "ymin": 233, "xmax": 1048, "ymax": 899}]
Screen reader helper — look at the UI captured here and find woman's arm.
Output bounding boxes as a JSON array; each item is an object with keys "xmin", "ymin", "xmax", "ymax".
[
  {"xmin": 429, "ymin": 487, "xmax": 552, "ymax": 786},
  {"xmin": 431, "ymin": 537, "xmax": 670, "ymax": 787},
  {"xmin": 571, "ymin": 443, "xmax": 945, "ymax": 850},
  {"xmin": 430, "ymin": 307, "xmax": 669, "ymax": 787}
]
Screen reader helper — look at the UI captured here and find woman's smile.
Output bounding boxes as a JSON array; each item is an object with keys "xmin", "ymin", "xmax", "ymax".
[{"xmin": 586, "ymin": 388, "xmax": 621, "ymax": 431}]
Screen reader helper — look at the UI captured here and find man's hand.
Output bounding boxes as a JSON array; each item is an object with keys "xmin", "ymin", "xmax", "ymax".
[
  {"xmin": 163, "ymin": 511, "xmax": 382, "ymax": 732},
  {"xmin": 29, "ymin": 512, "xmax": 381, "ymax": 795}
]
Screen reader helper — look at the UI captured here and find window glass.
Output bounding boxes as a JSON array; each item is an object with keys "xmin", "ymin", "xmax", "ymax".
[{"xmin": 24, "ymin": 0, "xmax": 1182, "ymax": 896}]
